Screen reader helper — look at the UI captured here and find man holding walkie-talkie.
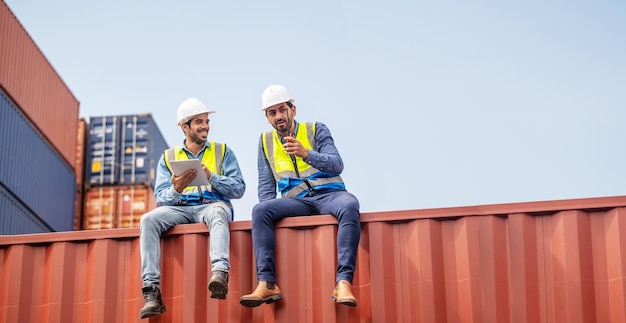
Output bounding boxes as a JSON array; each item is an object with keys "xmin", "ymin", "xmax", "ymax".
[{"xmin": 240, "ymin": 84, "xmax": 361, "ymax": 308}]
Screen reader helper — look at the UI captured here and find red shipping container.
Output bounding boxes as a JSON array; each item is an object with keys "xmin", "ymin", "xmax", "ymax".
[
  {"xmin": 81, "ymin": 185, "xmax": 155, "ymax": 230},
  {"xmin": 116, "ymin": 185, "xmax": 155, "ymax": 229},
  {"xmin": 0, "ymin": 2, "xmax": 80, "ymax": 170},
  {"xmin": 83, "ymin": 187, "xmax": 116, "ymax": 230},
  {"xmin": 2, "ymin": 195, "xmax": 626, "ymax": 323}
]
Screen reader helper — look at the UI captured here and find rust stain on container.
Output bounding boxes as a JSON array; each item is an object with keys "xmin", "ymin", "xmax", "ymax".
[
  {"xmin": 75, "ymin": 118, "xmax": 87, "ymax": 191},
  {"xmin": 2, "ymin": 196, "xmax": 626, "ymax": 323},
  {"xmin": 74, "ymin": 118, "xmax": 88, "ymax": 231},
  {"xmin": 0, "ymin": 2, "xmax": 80, "ymax": 169}
]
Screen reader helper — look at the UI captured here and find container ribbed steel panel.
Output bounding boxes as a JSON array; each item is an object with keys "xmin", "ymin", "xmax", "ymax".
[
  {"xmin": 0, "ymin": 2, "xmax": 80, "ymax": 170},
  {"xmin": 0, "ymin": 183, "xmax": 51, "ymax": 235},
  {"xmin": 119, "ymin": 114, "xmax": 168, "ymax": 188},
  {"xmin": 0, "ymin": 90, "xmax": 76, "ymax": 232},
  {"xmin": 1, "ymin": 196, "xmax": 626, "ymax": 322},
  {"xmin": 87, "ymin": 116, "xmax": 122, "ymax": 186}
]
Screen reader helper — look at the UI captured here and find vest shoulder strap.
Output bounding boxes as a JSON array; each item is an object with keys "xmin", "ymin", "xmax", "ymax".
[
  {"xmin": 164, "ymin": 147, "xmax": 177, "ymax": 173},
  {"xmin": 213, "ymin": 142, "xmax": 225, "ymax": 175}
]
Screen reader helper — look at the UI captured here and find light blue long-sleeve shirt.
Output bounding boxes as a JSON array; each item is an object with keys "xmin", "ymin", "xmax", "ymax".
[
  {"xmin": 155, "ymin": 140, "xmax": 246, "ymax": 206},
  {"xmin": 257, "ymin": 121, "xmax": 344, "ymax": 202}
]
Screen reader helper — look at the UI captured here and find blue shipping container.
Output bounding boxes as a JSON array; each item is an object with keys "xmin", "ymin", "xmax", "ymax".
[
  {"xmin": 0, "ymin": 183, "xmax": 52, "ymax": 235},
  {"xmin": 119, "ymin": 114, "xmax": 168, "ymax": 187},
  {"xmin": 0, "ymin": 90, "xmax": 76, "ymax": 232},
  {"xmin": 87, "ymin": 116, "xmax": 122, "ymax": 186}
]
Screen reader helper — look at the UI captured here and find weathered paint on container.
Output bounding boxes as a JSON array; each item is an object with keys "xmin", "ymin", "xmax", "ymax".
[
  {"xmin": 0, "ymin": 183, "xmax": 51, "ymax": 235},
  {"xmin": 87, "ymin": 116, "xmax": 122, "ymax": 187},
  {"xmin": 1, "ymin": 196, "xmax": 626, "ymax": 323},
  {"xmin": 0, "ymin": 2, "xmax": 80, "ymax": 169},
  {"xmin": 74, "ymin": 190, "xmax": 84, "ymax": 231},
  {"xmin": 119, "ymin": 114, "xmax": 168, "ymax": 188},
  {"xmin": 0, "ymin": 90, "xmax": 75, "ymax": 232},
  {"xmin": 73, "ymin": 118, "xmax": 88, "ymax": 230},
  {"xmin": 75, "ymin": 118, "xmax": 88, "ymax": 190},
  {"xmin": 82, "ymin": 185, "xmax": 155, "ymax": 230}
]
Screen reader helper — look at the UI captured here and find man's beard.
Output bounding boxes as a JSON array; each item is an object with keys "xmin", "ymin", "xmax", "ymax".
[
  {"xmin": 189, "ymin": 131, "xmax": 207, "ymax": 145},
  {"xmin": 274, "ymin": 119, "xmax": 291, "ymax": 135}
]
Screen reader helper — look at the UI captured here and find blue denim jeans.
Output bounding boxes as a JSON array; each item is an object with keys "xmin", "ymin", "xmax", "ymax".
[
  {"xmin": 140, "ymin": 201, "xmax": 231, "ymax": 287},
  {"xmin": 251, "ymin": 191, "xmax": 361, "ymax": 284}
]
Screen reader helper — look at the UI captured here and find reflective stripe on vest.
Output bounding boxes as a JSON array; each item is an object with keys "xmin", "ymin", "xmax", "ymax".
[
  {"xmin": 262, "ymin": 122, "xmax": 345, "ymax": 198},
  {"xmin": 164, "ymin": 142, "xmax": 228, "ymax": 205}
]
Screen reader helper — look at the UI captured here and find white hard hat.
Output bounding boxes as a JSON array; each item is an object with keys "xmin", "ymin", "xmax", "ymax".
[
  {"xmin": 176, "ymin": 98, "xmax": 215, "ymax": 126},
  {"xmin": 261, "ymin": 84, "xmax": 294, "ymax": 111}
]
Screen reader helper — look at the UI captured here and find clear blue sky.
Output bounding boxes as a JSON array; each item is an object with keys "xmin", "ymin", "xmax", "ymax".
[{"xmin": 6, "ymin": 0, "xmax": 626, "ymax": 221}]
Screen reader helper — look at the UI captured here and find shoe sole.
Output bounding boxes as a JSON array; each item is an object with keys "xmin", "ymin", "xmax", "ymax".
[
  {"xmin": 331, "ymin": 296, "xmax": 357, "ymax": 307},
  {"xmin": 208, "ymin": 281, "xmax": 228, "ymax": 299},
  {"xmin": 140, "ymin": 305, "xmax": 167, "ymax": 319},
  {"xmin": 239, "ymin": 294, "xmax": 283, "ymax": 308}
]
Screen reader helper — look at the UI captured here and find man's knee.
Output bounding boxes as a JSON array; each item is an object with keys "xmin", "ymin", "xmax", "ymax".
[
  {"xmin": 251, "ymin": 201, "xmax": 273, "ymax": 220},
  {"xmin": 139, "ymin": 210, "xmax": 159, "ymax": 229},
  {"xmin": 343, "ymin": 197, "xmax": 360, "ymax": 213},
  {"xmin": 336, "ymin": 192, "xmax": 360, "ymax": 210},
  {"xmin": 203, "ymin": 202, "xmax": 231, "ymax": 226},
  {"xmin": 335, "ymin": 194, "xmax": 360, "ymax": 224}
]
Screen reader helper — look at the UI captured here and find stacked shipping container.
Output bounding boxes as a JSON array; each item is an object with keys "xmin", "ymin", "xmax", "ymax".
[
  {"xmin": 79, "ymin": 114, "xmax": 167, "ymax": 230},
  {"xmin": 86, "ymin": 114, "xmax": 167, "ymax": 188},
  {"xmin": 87, "ymin": 116, "xmax": 121, "ymax": 186},
  {"xmin": 0, "ymin": 91, "xmax": 76, "ymax": 233},
  {"xmin": 119, "ymin": 114, "xmax": 168, "ymax": 187},
  {"xmin": 81, "ymin": 185, "xmax": 156, "ymax": 230},
  {"xmin": 0, "ymin": 2, "xmax": 80, "ymax": 234},
  {"xmin": 1, "ymin": 2, "xmax": 169, "ymax": 233},
  {"xmin": 0, "ymin": 1, "xmax": 79, "ymax": 169}
]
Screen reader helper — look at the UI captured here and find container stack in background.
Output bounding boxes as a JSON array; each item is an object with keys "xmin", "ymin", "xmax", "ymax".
[
  {"xmin": 77, "ymin": 114, "xmax": 168, "ymax": 230},
  {"xmin": 0, "ymin": 2, "xmax": 80, "ymax": 234},
  {"xmin": 1, "ymin": 2, "xmax": 169, "ymax": 234}
]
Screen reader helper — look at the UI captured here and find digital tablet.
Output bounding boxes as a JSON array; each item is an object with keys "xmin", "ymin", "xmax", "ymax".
[{"xmin": 169, "ymin": 159, "xmax": 209, "ymax": 186}]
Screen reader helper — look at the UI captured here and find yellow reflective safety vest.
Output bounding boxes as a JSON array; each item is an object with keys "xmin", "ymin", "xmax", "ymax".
[
  {"xmin": 163, "ymin": 142, "xmax": 230, "ymax": 206},
  {"xmin": 262, "ymin": 122, "xmax": 345, "ymax": 198}
]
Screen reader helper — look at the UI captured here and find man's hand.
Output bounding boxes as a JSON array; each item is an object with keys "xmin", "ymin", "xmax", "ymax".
[
  {"xmin": 202, "ymin": 164, "xmax": 212, "ymax": 180},
  {"xmin": 283, "ymin": 136, "xmax": 309, "ymax": 159},
  {"xmin": 172, "ymin": 169, "xmax": 196, "ymax": 193}
]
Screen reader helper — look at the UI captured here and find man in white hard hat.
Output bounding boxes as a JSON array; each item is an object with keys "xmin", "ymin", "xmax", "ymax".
[
  {"xmin": 240, "ymin": 85, "xmax": 361, "ymax": 308},
  {"xmin": 139, "ymin": 98, "xmax": 246, "ymax": 319}
]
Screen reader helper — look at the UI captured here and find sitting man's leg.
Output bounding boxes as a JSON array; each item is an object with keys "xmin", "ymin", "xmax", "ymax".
[
  {"xmin": 318, "ymin": 191, "xmax": 361, "ymax": 307},
  {"xmin": 139, "ymin": 206, "xmax": 194, "ymax": 318},
  {"xmin": 196, "ymin": 202, "xmax": 232, "ymax": 299}
]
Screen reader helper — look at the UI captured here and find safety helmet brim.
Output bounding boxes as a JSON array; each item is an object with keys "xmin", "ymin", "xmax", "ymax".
[{"xmin": 177, "ymin": 110, "xmax": 216, "ymax": 126}]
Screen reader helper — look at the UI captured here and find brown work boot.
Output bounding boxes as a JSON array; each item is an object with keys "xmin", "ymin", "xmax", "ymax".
[
  {"xmin": 240, "ymin": 281, "xmax": 283, "ymax": 307},
  {"xmin": 140, "ymin": 285, "xmax": 167, "ymax": 319},
  {"xmin": 208, "ymin": 270, "xmax": 229, "ymax": 299},
  {"xmin": 331, "ymin": 280, "xmax": 357, "ymax": 307}
]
